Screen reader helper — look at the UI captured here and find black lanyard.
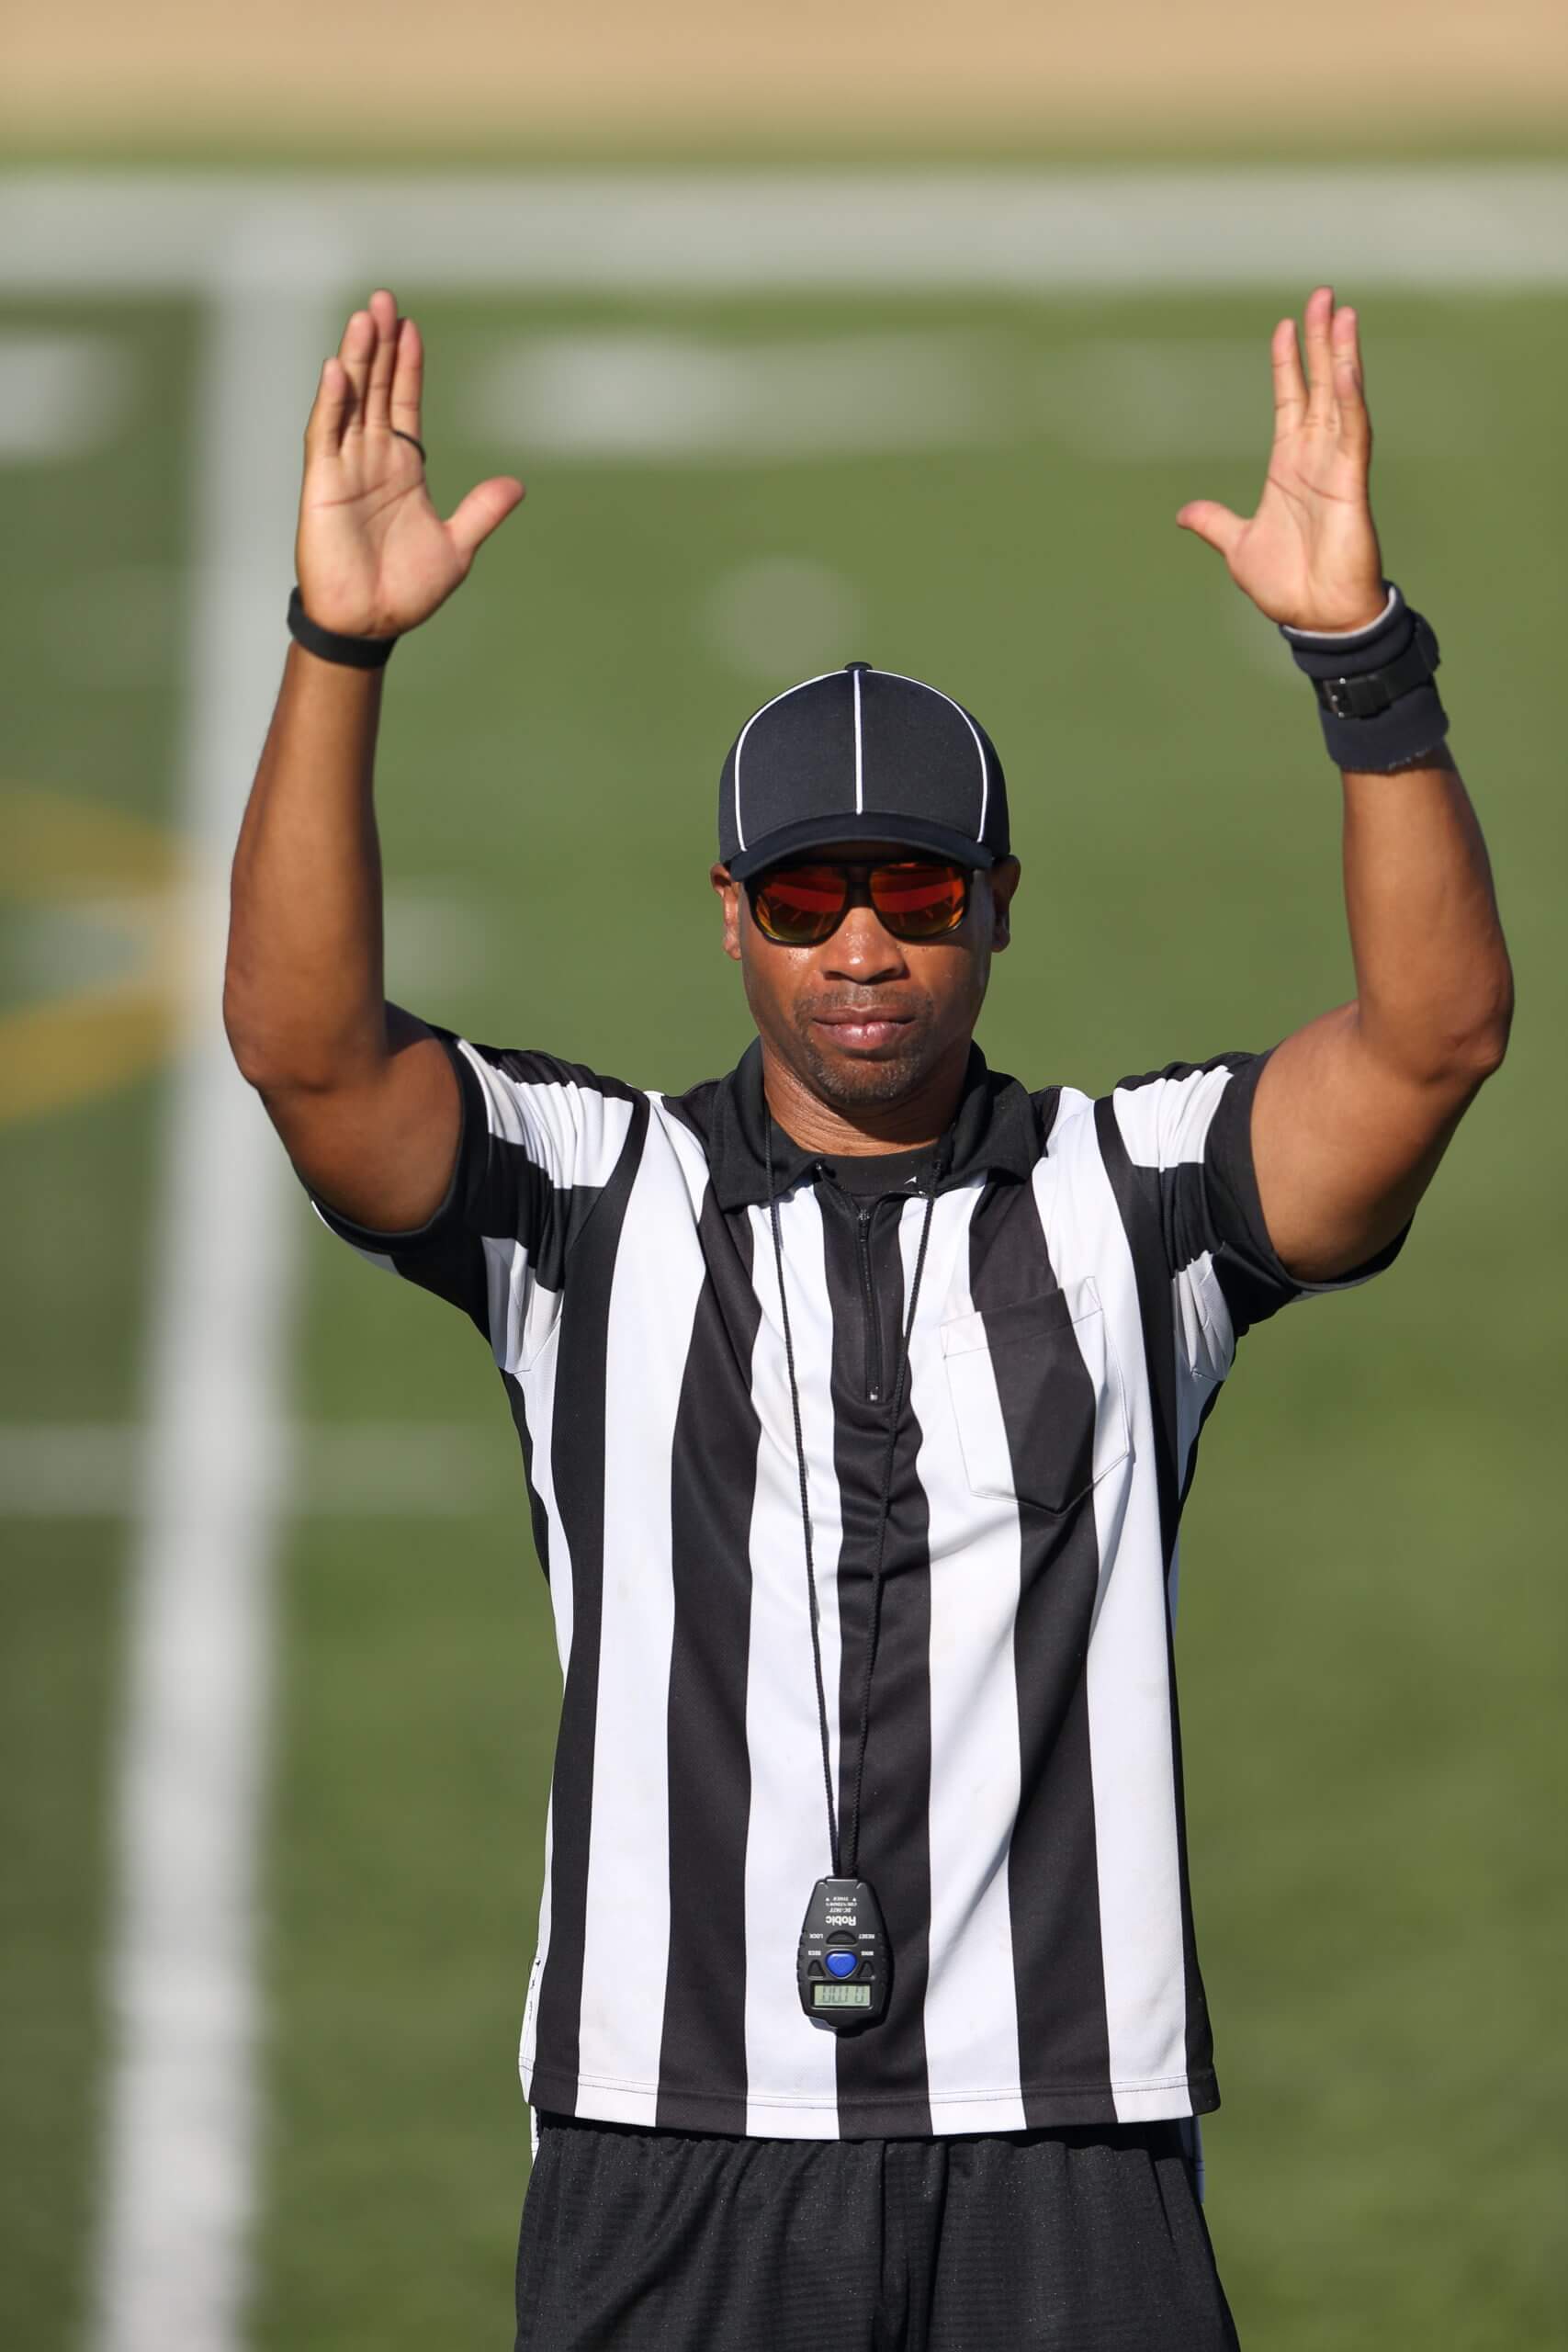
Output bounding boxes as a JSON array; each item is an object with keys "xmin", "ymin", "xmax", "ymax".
[{"xmin": 762, "ymin": 1123, "xmax": 938, "ymax": 1881}]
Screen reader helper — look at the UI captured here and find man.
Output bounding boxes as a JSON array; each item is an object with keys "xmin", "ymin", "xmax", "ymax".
[{"xmin": 225, "ymin": 283, "xmax": 1512, "ymax": 2349}]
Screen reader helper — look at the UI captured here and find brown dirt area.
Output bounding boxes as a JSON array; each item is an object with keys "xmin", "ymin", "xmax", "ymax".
[{"xmin": 6, "ymin": 0, "xmax": 1568, "ymax": 153}]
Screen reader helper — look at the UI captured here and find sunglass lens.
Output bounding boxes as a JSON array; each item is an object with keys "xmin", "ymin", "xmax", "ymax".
[
  {"xmin": 870, "ymin": 862, "xmax": 968, "ymax": 937},
  {"xmin": 750, "ymin": 865, "xmax": 850, "ymax": 944}
]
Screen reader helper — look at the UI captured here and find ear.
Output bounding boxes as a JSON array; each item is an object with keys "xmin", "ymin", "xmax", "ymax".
[
  {"xmin": 711, "ymin": 862, "xmax": 743, "ymax": 964},
  {"xmin": 987, "ymin": 857, "xmax": 1021, "ymax": 951}
]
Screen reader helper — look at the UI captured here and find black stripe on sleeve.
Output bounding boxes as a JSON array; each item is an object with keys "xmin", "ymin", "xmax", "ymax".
[
  {"xmin": 1199, "ymin": 1047, "xmax": 1413, "ymax": 1332},
  {"xmin": 655, "ymin": 1193, "xmax": 763, "ymax": 2132},
  {"xmin": 1119, "ymin": 1051, "xmax": 1414, "ymax": 1338},
  {"xmin": 309, "ymin": 1031, "xmax": 607, "ymax": 1314},
  {"xmin": 309, "ymin": 1031, "xmax": 491, "ymax": 1329}
]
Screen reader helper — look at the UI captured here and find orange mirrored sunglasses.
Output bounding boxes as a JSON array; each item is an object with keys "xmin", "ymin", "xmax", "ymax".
[{"xmin": 747, "ymin": 857, "xmax": 970, "ymax": 947}]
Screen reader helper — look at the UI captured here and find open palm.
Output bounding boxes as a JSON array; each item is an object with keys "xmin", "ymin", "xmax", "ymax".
[
  {"xmin": 1178, "ymin": 286, "xmax": 1386, "ymax": 634},
  {"xmin": 297, "ymin": 288, "xmax": 524, "ymax": 640}
]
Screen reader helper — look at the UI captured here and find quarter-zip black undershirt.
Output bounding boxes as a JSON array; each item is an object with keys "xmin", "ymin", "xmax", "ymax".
[
  {"xmin": 820, "ymin": 1142, "xmax": 942, "ymax": 1197},
  {"xmin": 816, "ymin": 1144, "xmax": 941, "ymax": 1405}
]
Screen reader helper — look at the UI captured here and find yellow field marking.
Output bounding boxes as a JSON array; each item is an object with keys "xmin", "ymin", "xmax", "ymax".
[{"xmin": 0, "ymin": 783, "xmax": 192, "ymax": 1126}]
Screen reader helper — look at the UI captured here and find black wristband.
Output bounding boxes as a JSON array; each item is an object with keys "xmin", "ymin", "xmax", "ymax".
[
  {"xmin": 287, "ymin": 584, "xmax": 398, "ymax": 671},
  {"xmin": 1280, "ymin": 583, "xmax": 1448, "ymax": 770}
]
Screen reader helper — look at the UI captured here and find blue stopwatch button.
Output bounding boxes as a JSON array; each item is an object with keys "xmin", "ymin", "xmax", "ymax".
[{"xmin": 825, "ymin": 1950, "xmax": 859, "ymax": 1978}]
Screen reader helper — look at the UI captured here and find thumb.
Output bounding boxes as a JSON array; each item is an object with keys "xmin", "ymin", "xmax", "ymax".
[
  {"xmin": 1175, "ymin": 500, "xmax": 1245, "ymax": 560},
  {"xmin": 446, "ymin": 476, "xmax": 526, "ymax": 566}
]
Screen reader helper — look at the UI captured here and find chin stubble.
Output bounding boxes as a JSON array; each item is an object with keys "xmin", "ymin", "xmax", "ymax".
[{"xmin": 792, "ymin": 1019, "xmax": 931, "ymax": 1111}]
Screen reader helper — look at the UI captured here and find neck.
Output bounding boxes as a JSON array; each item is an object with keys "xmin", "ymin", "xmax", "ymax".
[{"xmin": 760, "ymin": 1034, "xmax": 971, "ymax": 1157}]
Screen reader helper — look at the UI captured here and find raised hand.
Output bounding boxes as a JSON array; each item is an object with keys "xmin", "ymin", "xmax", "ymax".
[
  {"xmin": 1176, "ymin": 286, "xmax": 1386, "ymax": 634},
  {"xmin": 297, "ymin": 288, "xmax": 525, "ymax": 639}
]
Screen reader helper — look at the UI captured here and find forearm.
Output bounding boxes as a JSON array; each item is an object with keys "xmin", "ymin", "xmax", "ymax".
[
  {"xmin": 224, "ymin": 641, "xmax": 390, "ymax": 1092},
  {"xmin": 1339, "ymin": 747, "xmax": 1514, "ymax": 1085}
]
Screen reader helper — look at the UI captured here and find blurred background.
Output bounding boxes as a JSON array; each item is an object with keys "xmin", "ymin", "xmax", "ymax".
[{"xmin": 3, "ymin": 7, "xmax": 1564, "ymax": 2348}]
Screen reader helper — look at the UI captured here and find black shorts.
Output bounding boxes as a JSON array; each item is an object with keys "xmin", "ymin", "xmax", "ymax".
[{"xmin": 514, "ymin": 2110, "xmax": 1241, "ymax": 2351}]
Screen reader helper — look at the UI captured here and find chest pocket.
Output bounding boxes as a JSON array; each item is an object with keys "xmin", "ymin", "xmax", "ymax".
[{"xmin": 940, "ymin": 1275, "xmax": 1133, "ymax": 1515}]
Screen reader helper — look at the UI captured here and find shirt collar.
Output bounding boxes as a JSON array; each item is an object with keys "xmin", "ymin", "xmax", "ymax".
[{"xmin": 707, "ymin": 1035, "xmax": 1041, "ymax": 1211}]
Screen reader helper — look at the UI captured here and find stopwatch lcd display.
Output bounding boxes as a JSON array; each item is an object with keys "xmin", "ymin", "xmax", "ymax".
[{"xmin": 812, "ymin": 1983, "xmax": 872, "ymax": 2007}]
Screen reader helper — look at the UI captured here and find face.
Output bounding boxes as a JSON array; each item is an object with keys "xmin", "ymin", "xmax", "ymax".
[{"xmin": 711, "ymin": 842, "xmax": 1021, "ymax": 1116}]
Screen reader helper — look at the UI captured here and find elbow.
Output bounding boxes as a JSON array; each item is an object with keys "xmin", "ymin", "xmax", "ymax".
[
  {"xmin": 222, "ymin": 986, "xmax": 331, "ymax": 1099},
  {"xmin": 1362, "ymin": 967, "xmax": 1514, "ymax": 1092},
  {"xmin": 222, "ymin": 933, "xmax": 274, "ymax": 1091},
  {"xmin": 1440, "ymin": 991, "xmax": 1514, "ymax": 1091},
  {"xmin": 1466, "ymin": 961, "xmax": 1516, "ymax": 1081},
  {"xmin": 222, "ymin": 984, "xmax": 274, "ymax": 1093},
  {"xmin": 222, "ymin": 978, "xmax": 383, "ymax": 1100}
]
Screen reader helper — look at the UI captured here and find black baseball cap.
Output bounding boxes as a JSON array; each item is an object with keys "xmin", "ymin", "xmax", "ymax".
[{"xmin": 717, "ymin": 660, "xmax": 1010, "ymax": 881}]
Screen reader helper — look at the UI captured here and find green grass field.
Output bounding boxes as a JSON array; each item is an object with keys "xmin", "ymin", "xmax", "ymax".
[{"xmin": 3, "ymin": 187, "xmax": 1565, "ymax": 2350}]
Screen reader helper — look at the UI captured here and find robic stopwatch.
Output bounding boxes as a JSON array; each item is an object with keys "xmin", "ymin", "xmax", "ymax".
[{"xmin": 797, "ymin": 1876, "xmax": 890, "ymax": 2030}]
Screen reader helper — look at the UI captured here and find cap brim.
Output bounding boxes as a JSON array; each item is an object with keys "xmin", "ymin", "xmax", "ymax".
[{"xmin": 726, "ymin": 811, "xmax": 1000, "ymax": 881}]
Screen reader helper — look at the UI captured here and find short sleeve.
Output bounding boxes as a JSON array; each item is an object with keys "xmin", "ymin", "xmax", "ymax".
[
  {"xmin": 1108, "ymin": 1046, "xmax": 1413, "ymax": 1367},
  {"xmin": 310, "ymin": 1025, "xmax": 643, "ymax": 1369}
]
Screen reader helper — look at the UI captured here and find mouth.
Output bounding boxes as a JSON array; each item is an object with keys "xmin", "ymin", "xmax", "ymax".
[{"xmin": 808, "ymin": 1012, "xmax": 915, "ymax": 1055}]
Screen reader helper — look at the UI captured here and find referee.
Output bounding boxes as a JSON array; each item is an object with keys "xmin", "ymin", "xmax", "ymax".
[{"xmin": 225, "ymin": 284, "xmax": 1512, "ymax": 2350}]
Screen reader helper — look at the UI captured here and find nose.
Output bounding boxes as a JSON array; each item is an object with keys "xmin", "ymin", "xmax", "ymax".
[{"xmin": 822, "ymin": 900, "xmax": 908, "ymax": 984}]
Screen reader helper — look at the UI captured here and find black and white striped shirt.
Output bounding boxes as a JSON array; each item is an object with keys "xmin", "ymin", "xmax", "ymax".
[{"xmin": 316, "ymin": 1029, "xmax": 1408, "ymax": 2139}]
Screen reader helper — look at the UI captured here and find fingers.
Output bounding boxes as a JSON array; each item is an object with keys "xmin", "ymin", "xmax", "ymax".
[
  {"xmin": 334, "ymin": 303, "xmax": 375, "ymax": 429},
  {"xmin": 308, "ymin": 293, "xmax": 423, "ymax": 468},
  {"xmin": 445, "ymin": 477, "xmax": 526, "ymax": 565},
  {"xmin": 1303, "ymin": 283, "xmax": 1336, "ymax": 424},
  {"xmin": 1175, "ymin": 499, "xmax": 1245, "ymax": 560},
  {"xmin": 1281, "ymin": 285, "xmax": 1371, "ymax": 462},
  {"xmin": 328, "ymin": 291, "xmax": 401, "ymax": 433},
  {"xmin": 389, "ymin": 312, "xmax": 423, "ymax": 446},
  {"xmin": 1330, "ymin": 301, "xmax": 1371, "ymax": 461},
  {"xmin": 1270, "ymin": 315, "xmax": 1307, "ymax": 433},
  {"xmin": 305, "ymin": 351, "xmax": 355, "ymax": 458},
  {"xmin": 365, "ymin": 288, "xmax": 400, "ymax": 432}
]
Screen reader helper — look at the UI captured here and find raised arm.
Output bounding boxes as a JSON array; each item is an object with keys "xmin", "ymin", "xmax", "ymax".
[
  {"xmin": 1177, "ymin": 286, "xmax": 1513, "ymax": 1283},
  {"xmin": 223, "ymin": 288, "xmax": 525, "ymax": 1230}
]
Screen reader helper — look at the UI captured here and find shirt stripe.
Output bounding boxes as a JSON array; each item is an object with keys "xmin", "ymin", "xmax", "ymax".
[
  {"xmin": 741, "ymin": 1186, "xmax": 844, "ymax": 2133},
  {"xmin": 1050, "ymin": 1108, "xmax": 1191, "ymax": 2120},
  {"xmin": 911, "ymin": 1188, "xmax": 1029, "ymax": 2133},
  {"xmin": 822, "ymin": 1187, "xmax": 933, "ymax": 2136},
  {"xmin": 525, "ymin": 1094, "xmax": 649, "ymax": 2111},
  {"xmin": 572, "ymin": 1117, "xmax": 703, "ymax": 2122},
  {"xmin": 657, "ymin": 1178, "xmax": 761, "ymax": 2130}
]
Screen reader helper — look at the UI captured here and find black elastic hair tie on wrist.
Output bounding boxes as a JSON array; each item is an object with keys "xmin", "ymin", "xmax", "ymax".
[
  {"xmin": 287, "ymin": 584, "xmax": 398, "ymax": 670},
  {"xmin": 1280, "ymin": 582, "xmax": 1449, "ymax": 770}
]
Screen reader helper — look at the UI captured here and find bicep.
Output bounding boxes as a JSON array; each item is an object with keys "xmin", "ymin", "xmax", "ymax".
[
  {"xmin": 1250, "ymin": 1004, "xmax": 1481, "ymax": 1283},
  {"xmin": 258, "ymin": 1003, "xmax": 461, "ymax": 1235}
]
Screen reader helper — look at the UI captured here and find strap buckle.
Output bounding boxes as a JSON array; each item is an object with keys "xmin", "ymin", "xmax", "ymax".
[{"xmin": 1314, "ymin": 619, "xmax": 1440, "ymax": 722}]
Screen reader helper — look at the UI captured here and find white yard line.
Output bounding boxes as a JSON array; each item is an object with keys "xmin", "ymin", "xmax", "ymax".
[
  {"xmin": 0, "ymin": 160, "xmax": 1555, "ymax": 2352},
  {"xmin": 83, "ymin": 215, "xmax": 346, "ymax": 2352},
  {"xmin": 1, "ymin": 165, "xmax": 1567, "ymax": 296}
]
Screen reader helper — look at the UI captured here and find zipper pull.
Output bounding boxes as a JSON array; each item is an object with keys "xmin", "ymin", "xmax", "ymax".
[{"xmin": 856, "ymin": 1201, "xmax": 883, "ymax": 1404}]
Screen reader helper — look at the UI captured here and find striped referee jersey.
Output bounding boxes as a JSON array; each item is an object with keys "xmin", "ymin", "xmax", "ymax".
[{"xmin": 314, "ymin": 1028, "xmax": 1409, "ymax": 2138}]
